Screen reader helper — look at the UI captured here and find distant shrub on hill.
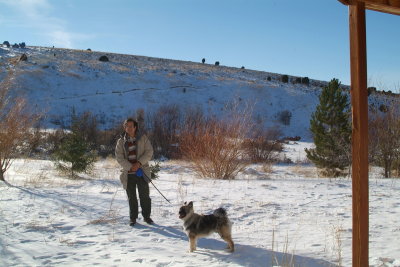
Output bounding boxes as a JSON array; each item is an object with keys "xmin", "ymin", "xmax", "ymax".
[
  {"xmin": 379, "ymin": 104, "xmax": 388, "ymax": 113},
  {"xmin": 276, "ymin": 110, "xmax": 292, "ymax": 125},
  {"xmin": 99, "ymin": 55, "xmax": 109, "ymax": 62},
  {"xmin": 367, "ymin": 87, "xmax": 377, "ymax": 96},
  {"xmin": 202, "ymin": 58, "xmax": 205, "ymax": 64},
  {"xmin": 19, "ymin": 54, "xmax": 27, "ymax": 61},
  {"xmin": 301, "ymin": 77, "xmax": 310, "ymax": 85},
  {"xmin": 215, "ymin": 61, "xmax": 220, "ymax": 66},
  {"xmin": 281, "ymin": 75, "xmax": 289, "ymax": 83},
  {"xmin": 282, "ymin": 136, "xmax": 301, "ymax": 142}
]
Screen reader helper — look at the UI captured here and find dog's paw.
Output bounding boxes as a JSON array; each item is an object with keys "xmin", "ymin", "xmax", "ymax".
[{"xmin": 226, "ymin": 246, "xmax": 234, "ymax": 252}]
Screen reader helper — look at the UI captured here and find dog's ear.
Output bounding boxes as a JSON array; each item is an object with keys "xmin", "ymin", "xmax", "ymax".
[
  {"xmin": 184, "ymin": 201, "xmax": 187, "ymax": 205},
  {"xmin": 188, "ymin": 201, "xmax": 193, "ymax": 207}
]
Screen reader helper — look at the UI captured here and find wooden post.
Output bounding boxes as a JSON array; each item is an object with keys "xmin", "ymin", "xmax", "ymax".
[{"xmin": 349, "ymin": 3, "xmax": 369, "ymax": 267}]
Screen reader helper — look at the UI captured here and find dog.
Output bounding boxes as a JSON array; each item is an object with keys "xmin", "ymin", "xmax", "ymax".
[{"xmin": 178, "ymin": 201, "xmax": 234, "ymax": 252}]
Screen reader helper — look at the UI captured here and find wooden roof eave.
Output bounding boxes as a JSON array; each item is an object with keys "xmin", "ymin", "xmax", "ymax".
[{"xmin": 338, "ymin": 0, "xmax": 400, "ymax": 15}]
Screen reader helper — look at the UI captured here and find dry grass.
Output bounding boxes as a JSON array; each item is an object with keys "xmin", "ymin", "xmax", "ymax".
[
  {"xmin": 288, "ymin": 164, "xmax": 319, "ymax": 178},
  {"xmin": 332, "ymin": 225, "xmax": 344, "ymax": 267},
  {"xmin": 87, "ymin": 209, "xmax": 119, "ymax": 225},
  {"xmin": 22, "ymin": 170, "xmax": 49, "ymax": 187},
  {"xmin": 271, "ymin": 229, "xmax": 298, "ymax": 267},
  {"xmin": 20, "ymin": 68, "xmax": 46, "ymax": 78},
  {"xmin": 25, "ymin": 220, "xmax": 50, "ymax": 232},
  {"xmin": 65, "ymin": 71, "xmax": 82, "ymax": 79},
  {"xmin": 110, "ymin": 64, "xmax": 131, "ymax": 72},
  {"xmin": 270, "ymin": 222, "xmax": 343, "ymax": 267},
  {"xmin": 87, "ymin": 190, "xmax": 120, "ymax": 225},
  {"xmin": 59, "ymin": 237, "xmax": 76, "ymax": 246},
  {"xmin": 176, "ymin": 176, "xmax": 188, "ymax": 203},
  {"xmin": 261, "ymin": 162, "xmax": 274, "ymax": 174}
]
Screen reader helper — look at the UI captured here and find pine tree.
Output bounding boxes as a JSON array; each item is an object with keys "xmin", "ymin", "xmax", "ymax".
[
  {"xmin": 53, "ymin": 132, "xmax": 97, "ymax": 177},
  {"xmin": 305, "ymin": 78, "xmax": 352, "ymax": 177},
  {"xmin": 53, "ymin": 110, "xmax": 97, "ymax": 177}
]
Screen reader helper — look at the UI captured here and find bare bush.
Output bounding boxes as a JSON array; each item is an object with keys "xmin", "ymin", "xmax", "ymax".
[
  {"xmin": 96, "ymin": 125, "xmax": 122, "ymax": 158},
  {"xmin": 42, "ymin": 129, "xmax": 67, "ymax": 155},
  {"xmin": 70, "ymin": 110, "xmax": 98, "ymax": 148},
  {"xmin": 0, "ymin": 71, "xmax": 41, "ymax": 181},
  {"xmin": 182, "ymin": 106, "xmax": 206, "ymax": 133},
  {"xmin": 179, "ymin": 101, "xmax": 253, "ymax": 179},
  {"xmin": 369, "ymin": 106, "xmax": 400, "ymax": 178},
  {"xmin": 68, "ymin": 110, "xmax": 120, "ymax": 158},
  {"xmin": 243, "ymin": 127, "xmax": 283, "ymax": 163},
  {"xmin": 148, "ymin": 104, "xmax": 182, "ymax": 159},
  {"xmin": 27, "ymin": 123, "xmax": 44, "ymax": 155}
]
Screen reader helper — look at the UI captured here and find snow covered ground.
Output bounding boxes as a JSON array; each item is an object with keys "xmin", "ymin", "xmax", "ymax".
[{"xmin": 1, "ymin": 142, "xmax": 399, "ymax": 267}]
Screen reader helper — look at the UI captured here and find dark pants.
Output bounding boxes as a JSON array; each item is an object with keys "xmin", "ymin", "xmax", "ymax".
[{"xmin": 126, "ymin": 174, "xmax": 151, "ymax": 220}]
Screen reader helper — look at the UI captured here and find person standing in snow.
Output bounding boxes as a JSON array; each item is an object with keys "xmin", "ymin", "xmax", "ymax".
[{"xmin": 115, "ymin": 118, "xmax": 154, "ymax": 226}]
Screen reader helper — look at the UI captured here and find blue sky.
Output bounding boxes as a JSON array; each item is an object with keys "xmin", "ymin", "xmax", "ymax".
[{"xmin": 1, "ymin": 0, "xmax": 399, "ymax": 91}]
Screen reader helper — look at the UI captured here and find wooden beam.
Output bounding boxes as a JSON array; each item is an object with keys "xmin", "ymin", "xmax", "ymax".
[
  {"xmin": 349, "ymin": 3, "xmax": 369, "ymax": 267},
  {"xmin": 339, "ymin": 0, "xmax": 400, "ymax": 16}
]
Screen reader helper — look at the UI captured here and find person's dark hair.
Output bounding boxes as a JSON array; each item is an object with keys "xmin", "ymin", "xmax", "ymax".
[{"xmin": 123, "ymin": 118, "xmax": 138, "ymax": 129}]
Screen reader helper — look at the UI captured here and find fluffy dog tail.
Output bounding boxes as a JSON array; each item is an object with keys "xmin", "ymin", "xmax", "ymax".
[{"xmin": 213, "ymin": 208, "xmax": 227, "ymax": 217}]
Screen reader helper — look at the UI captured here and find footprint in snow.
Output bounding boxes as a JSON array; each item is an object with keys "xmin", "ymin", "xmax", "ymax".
[{"xmin": 138, "ymin": 233, "xmax": 150, "ymax": 237}]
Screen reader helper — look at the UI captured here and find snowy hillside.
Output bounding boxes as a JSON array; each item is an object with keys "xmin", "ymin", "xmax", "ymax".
[
  {"xmin": 1, "ymin": 46, "xmax": 396, "ymax": 141},
  {"xmin": 0, "ymin": 46, "xmax": 333, "ymax": 141}
]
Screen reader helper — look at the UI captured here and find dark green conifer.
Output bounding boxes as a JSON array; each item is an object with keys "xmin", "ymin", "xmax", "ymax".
[
  {"xmin": 53, "ymin": 110, "xmax": 97, "ymax": 177},
  {"xmin": 53, "ymin": 132, "xmax": 97, "ymax": 177},
  {"xmin": 305, "ymin": 78, "xmax": 352, "ymax": 177}
]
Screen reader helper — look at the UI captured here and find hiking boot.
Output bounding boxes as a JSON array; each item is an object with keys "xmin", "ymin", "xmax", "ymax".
[
  {"xmin": 129, "ymin": 219, "xmax": 136, "ymax": 226},
  {"xmin": 144, "ymin": 217, "xmax": 154, "ymax": 224}
]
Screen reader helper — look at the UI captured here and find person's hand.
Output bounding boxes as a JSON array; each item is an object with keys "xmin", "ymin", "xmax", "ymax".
[{"xmin": 130, "ymin": 162, "xmax": 141, "ymax": 172}]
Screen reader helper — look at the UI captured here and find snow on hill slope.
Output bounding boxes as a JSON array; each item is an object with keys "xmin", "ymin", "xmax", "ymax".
[{"xmin": 0, "ymin": 46, "xmax": 395, "ymax": 141}]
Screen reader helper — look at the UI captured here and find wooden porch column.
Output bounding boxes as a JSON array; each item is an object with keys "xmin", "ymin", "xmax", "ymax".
[{"xmin": 349, "ymin": 3, "xmax": 369, "ymax": 267}]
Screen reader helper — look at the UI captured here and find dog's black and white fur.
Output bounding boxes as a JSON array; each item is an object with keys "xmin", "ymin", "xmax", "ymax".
[{"xmin": 179, "ymin": 201, "xmax": 234, "ymax": 252}]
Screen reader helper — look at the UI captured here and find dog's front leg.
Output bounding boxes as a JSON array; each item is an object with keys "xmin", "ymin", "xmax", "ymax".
[{"xmin": 189, "ymin": 234, "xmax": 197, "ymax": 252}]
